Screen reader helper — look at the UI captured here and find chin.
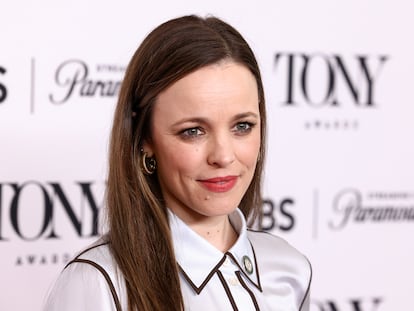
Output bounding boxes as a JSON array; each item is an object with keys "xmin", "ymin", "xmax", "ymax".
[{"xmin": 200, "ymin": 202, "xmax": 239, "ymax": 217}]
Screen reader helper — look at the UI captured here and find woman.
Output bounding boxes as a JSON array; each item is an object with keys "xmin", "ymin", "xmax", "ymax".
[{"xmin": 44, "ymin": 15, "xmax": 311, "ymax": 311}]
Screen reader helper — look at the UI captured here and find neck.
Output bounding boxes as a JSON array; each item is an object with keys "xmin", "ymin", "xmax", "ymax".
[{"xmin": 189, "ymin": 215, "xmax": 238, "ymax": 252}]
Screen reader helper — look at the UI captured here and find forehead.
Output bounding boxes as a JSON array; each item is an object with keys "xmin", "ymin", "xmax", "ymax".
[{"xmin": 154, "ymin": 62, "xmax": 259, "ymax": 116}]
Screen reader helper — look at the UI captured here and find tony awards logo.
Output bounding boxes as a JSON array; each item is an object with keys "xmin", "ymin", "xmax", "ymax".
[
  {"xmin": 273, "ymin": 52, "xmax": 389, "ymax": 107},
  {"xmin": 0, "ymin": 181, "xmax": 103, "ymax": 241}
]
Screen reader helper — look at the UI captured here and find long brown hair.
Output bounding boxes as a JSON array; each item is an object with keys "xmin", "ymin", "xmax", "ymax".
[{"xmin": 106, "ymin": 15, "xmax": 266, "ymax": 311}]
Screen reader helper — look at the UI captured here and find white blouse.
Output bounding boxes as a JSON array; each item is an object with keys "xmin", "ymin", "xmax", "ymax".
[{"xmin": 43, "ymin": 209, "xmax": 311, "ymax": 311}]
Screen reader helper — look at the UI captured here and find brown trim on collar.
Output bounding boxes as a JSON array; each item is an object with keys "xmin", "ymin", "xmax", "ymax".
[
  {"xmin": 65, "ymin": 258, "xmax": 122, "ymax": 311},
  {"xmin": 178, "ymin": 256, "xmax": 227, "ymax": 294},
  {"xmin": 250, "ymin": 244, "xmax": 262, "ymax": 291},
  {"xmin": 224, "ymin": 241, "xmax": 262, "ymax": 292},
  {"xmin": 178, "ymin": 239, "xmax": 263, "ymax": 295},
  {"xmin": 235, "ymin": 271, "xmax": 260, "ymax": 311},
  {"xmin": 217, "ymin": 270, "xmax": 238, "ymax": 311}
]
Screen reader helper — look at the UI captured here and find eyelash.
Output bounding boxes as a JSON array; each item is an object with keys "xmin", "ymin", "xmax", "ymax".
[
  {"xmin": 178, "ymin": 121, "xmax": 256, "ymax": 140},
  {"xmin": 233, "ymin": 121, "xmax": 256, "ymax": 134},
  {"xmin": 179, "ymin": 127, "xmax": 205, "ymax": 139}
]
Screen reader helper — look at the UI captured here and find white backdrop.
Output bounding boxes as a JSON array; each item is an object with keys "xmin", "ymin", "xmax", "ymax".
[{"xmin": 1, "ymin": 1, "xmax": 413, "ymax": 310}]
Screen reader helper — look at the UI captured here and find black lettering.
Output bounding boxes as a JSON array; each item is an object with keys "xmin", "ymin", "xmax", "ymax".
[
  {"xmin": 334, "ymin": 55, "xmax": 388, "ymax": 106},
  {"xmin": 311, "ymin": 297, "xmax": 383, "ymax": 311},
  {"xmin": 350, "ymin": 297, "xmax": 383, "ymax": 311},
  {"xmin": 49, "ymin": 59, "xmax": 88, "ymax": 104},
  {"xmin": 27, "ymin": 255, "xmax": 36, "ymax": 264},
  {"xmin": 325, "ymin": 301, "xmax": 339, "ymax": 311},
  {"xmin": 0, "ymin": 183, "xmax": 8, "ymax": 240},
  {"xmin": 333, "ymin": 55, "xmax": 360, "ymax": 105},
  {"xmin": 48, "ymin": 182, "xmax": 101, "ymax": 238},
  {"xmin": 274, "ymin": 52, "xmax": 388, "ymax": 107},
  {"xmin": 370, "ymin": 297, "xmax": 383, "ymax": 311},
  {"xmin": 329, "ymin": 189, "xmax": 361, "ymax": 230},
  {"xmin": 357, "ymin": 55, "xmax": 388, "ymax": 106},
  {"xmin": 79, "ymin": 80, "xmax": 121, "ymax": 97},
  {"xmin": 301, "ymin": 54, "xmax": 335, "ymax": 106},
  {"xmin": 78, "ymin": 182, "xmax": 101, "ymax": 236},
  {"xmin": 0, "ymin": 66, "xmax": 7, "ymax": 103},
  {"xmin": 261, "ymin": 199, "xmax": 275, "ymax": 230},
  {"xmin": 40, "ymin": 255, "xmax": 47, "ymax": 264},
  {"xmin": 1, "ymin": 181, "xmax": 102, "ymax": 241},
  {"xmin": 49, "ymin": 60, "xmax": 122, "ymax": 104},
  {"xmin": 275, "ymin": 53, "xmax": 297, "ymax": 105},
  {"xmin": 279, "ymin": 199, "xmax": 295, "ymax": 231},
  {"xmin": 9, "ymin": 182, "xmax": 53, "ymax": 241},
  {"xmin": 48, "ymin": 183, "xmax": 82, "ymax": 237}
]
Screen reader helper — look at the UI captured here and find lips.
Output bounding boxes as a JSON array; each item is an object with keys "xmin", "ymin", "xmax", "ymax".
[{"xmin": 198, "ymin": 176, "xmax": 238, "ymax": 193}]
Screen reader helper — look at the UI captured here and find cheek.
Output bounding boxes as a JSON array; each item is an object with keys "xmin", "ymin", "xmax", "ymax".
[
  {"xmin": 156, "ymin": 144, "xmax": 202, "ymax": 176},
  {"xmin": 239, "ymin": 136, "xmax": 261, "ymax": 166}
]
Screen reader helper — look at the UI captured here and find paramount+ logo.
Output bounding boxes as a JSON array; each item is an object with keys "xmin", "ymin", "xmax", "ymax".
[
  {"xmin": 0, "ymin": 181, "xmax": 103, "ymax": 241},
  {"xmin": 48, "ymin": 59, "xmax": 124, "ymax": 105},
  {"xmin": 328, "ymin": 189, "xmax": 414, "ymax": 230}
]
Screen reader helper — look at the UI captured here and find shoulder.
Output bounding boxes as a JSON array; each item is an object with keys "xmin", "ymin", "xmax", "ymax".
[
  {"xmin": 43, "ymin": 238, "xmax": 125, "ymax": 311},
  {"xmin": 247, "ymin": 229, "xmax": 310, "ymax": 266},
  {"xmin": 71, "ymin": 238, "xmax": 115, "ymax": 269},
  {"xmin": 64, "ymin": 238, "xmax": 120, "ymax": 287},
  {"xmin": 247, "ymin": 230, "xmax": 312, "ymax": 310},
  {"xmin": 247, "ymin": 230, "xmax": 312, "ymax": 284}
]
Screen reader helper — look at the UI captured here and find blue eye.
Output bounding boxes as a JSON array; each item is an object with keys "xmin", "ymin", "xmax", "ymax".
[
  {"xmin": 180, "ymin": 127, "xmax": 204, "ymax": 139},
  {"xmin": 234, "ymin": 122, "xmax": 255, "ymax": 133}
]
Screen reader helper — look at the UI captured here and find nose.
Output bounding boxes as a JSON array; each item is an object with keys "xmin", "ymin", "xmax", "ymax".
[{"xmin": 207, "ymin": 132, "xmax": 235, "ymax": 168}]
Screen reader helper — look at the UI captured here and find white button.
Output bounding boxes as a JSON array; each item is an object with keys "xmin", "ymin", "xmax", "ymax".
[
  {"xmin": 228, "ymin": 277, "xmax": 239, "ymax": 286},
  {"xmin": 223, "ymin": 258, "xmax": 231, "ymax": 267}
]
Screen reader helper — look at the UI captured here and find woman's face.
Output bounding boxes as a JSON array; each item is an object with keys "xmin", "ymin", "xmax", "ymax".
[{"xmin": 144, "ymin": 61, "xmax": 261, "ymax": 224}]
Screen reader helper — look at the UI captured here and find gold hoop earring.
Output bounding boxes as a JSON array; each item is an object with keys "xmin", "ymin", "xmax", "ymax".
[{"xmin": 142, "ymin": 152, "xmax": 157, "ymax": 175}]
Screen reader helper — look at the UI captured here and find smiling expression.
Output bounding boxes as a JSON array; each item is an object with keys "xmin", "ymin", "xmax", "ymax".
[{"xmin": 144, "ymin": 61, "xmax": 261, "ymax": 225}]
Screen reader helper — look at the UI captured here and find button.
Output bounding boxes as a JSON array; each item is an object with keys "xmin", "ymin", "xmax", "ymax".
[
  {"xmin": 228, "ymin": 277, "xmax": 239, "ymax": 286},
  {"xmin": 223, "ymin": 258, "xmax": 231, "ymax": 267},
  {"xmin": 242, "ymin": 255, "xmax": 253, "ymax": 275}
]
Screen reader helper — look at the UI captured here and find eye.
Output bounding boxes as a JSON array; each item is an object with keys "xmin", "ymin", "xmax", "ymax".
[
  {"xmin": 233, "ymin": 121, "xmax": 255, "ymax": 134},
  {"xmin": 179, "ymin": 127, "xmax": 205, "ymax": 139}
]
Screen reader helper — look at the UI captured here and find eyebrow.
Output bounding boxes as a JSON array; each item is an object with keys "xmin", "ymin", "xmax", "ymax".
[{"xmin": 171, "ymin": 112, "xmax": 259, "ymax": 127}]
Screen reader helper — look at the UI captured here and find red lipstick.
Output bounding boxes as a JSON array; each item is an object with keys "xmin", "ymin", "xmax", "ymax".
[{"xmin": 199, "ymin": 176, "xmax": 238, "ymax": 193}]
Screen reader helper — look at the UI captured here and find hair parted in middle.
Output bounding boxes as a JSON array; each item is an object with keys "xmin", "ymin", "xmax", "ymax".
[{"xmin": 106, "ymin": 15, "xmax": 266, "ymax": 311}]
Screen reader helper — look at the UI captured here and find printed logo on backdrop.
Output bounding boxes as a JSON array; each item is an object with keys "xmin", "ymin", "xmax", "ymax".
[
  {"xmin": 311, "ymin": 297, "xmax": 383, "ymax": 311},
  {"xmin": 259, "ymin": 197, "xmax": 296, "ymax": 231},
  {"xmin": 0, "ymin": 181, "xmax": 104, "ymax": 266},
  {"xmin": 273, "ymin": 52, "xmax": 389, "ymax": 130},
  {"xmin": 0, "ymin": 65, "xmax": 8, "ymax": 104},
  {"xmin": 49, "ymin": 59, "xmax": 125, "ymax": 105},
  {"xmin": 329, "ymin": 188, "xmax": 414, "ymax": 230}
]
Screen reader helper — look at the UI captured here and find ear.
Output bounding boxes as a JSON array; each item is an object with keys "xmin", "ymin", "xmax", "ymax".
[{"xmin": 142, "ymin": 140, "xmax": 155, "ymax": 157}]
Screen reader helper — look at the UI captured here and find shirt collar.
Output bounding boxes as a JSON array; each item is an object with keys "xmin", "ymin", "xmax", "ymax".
[{"xmin": 168, "ymin": 208, "xmax": 260, "ymax": 292}]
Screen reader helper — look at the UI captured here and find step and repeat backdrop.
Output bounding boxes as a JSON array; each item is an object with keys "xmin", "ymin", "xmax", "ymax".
[{"xmin": 1, "ymin": 1, "xmax": 413, "ymax": 310}]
